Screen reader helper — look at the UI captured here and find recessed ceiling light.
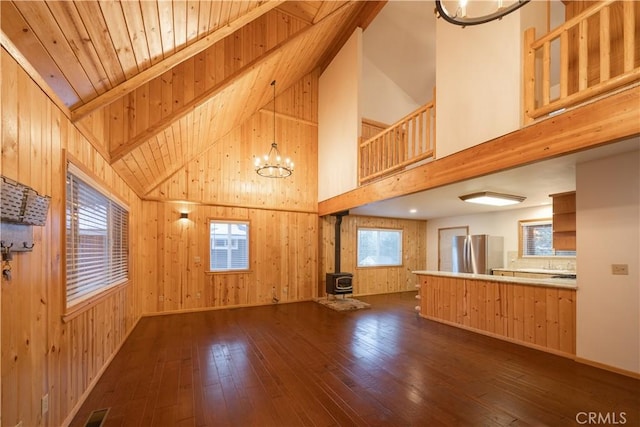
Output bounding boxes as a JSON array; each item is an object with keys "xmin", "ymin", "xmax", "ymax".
[
  {"xmin": 459, "ymin": 191, "xmax": 526, "ymax": 206},
  {"xmin": 409, "ymin": 209, "xmax": 417, "ymax": 214}
]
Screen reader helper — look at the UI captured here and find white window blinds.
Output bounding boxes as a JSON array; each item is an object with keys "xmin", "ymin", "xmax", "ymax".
[{"xmin": 66, "ymin": 165, "xmax": 129, "ymax": 306}]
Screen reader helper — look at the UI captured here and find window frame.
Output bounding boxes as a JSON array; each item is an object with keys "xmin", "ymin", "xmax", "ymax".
[
  {"xmin": 356, "ymin": 227, "xmax": 404, "ymax": 268},
  {"xmin": 64, "ymin": 159, "xmax": 130, "ymax": 317},
  {"xmin": 207, "ymin": 218, "xmax": 251, "ymax": 273},
  {"xmin": 518, "ymin": 218, "xmax": 576, "ymax": 258}
]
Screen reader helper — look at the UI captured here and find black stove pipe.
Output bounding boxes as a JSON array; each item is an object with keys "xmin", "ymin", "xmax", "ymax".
[{"xmin": 333, "ymin": 211, "xmax": 348, "ymax": 273}]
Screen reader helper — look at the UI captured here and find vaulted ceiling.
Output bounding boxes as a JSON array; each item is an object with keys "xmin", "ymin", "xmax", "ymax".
[{"xmin": 2, "ymin": 1, "xmax": 386, "ymax": 197}]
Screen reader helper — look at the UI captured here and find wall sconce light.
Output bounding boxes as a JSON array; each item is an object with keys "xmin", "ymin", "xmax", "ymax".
[
  {"xmin": 459, "ymin": 191, "xmax": 526, "ymax": 206},
  {"xmin": 180, "ymin": 212, "xmax": 189, "ymax": 219}
]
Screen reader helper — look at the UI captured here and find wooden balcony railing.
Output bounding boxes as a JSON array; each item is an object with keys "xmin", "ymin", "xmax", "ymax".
[
  {"xmin": 359, "ymin": 98, "xmax": 435, "ymax": 185},
  {"xmin": 524, "ymin": 0, "xmax": 639, "ymax": 123}
]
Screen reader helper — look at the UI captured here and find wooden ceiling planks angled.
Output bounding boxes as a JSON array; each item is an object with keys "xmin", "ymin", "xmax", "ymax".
[
  {"xmin": 2, "ymin": 1, "xmax": 386, "ymax": 198},
  {"xmin": 115, "ymin": 2, "xmax": 365, "ymax": 197},
  {"xmin": 69, "ymin": 1, "xmax": 285, "ymax": 121}
]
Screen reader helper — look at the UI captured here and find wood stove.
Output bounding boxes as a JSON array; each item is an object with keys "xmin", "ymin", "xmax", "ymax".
[
  {"xmin": 326, "ymin": 211, "xmax": 353, "ymax": 296},
  {"xmin": 326, "ymin": 272, "xmax": 353, "ymax": 295}
]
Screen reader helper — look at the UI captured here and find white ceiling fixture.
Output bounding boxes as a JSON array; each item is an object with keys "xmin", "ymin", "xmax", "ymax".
[{"xmin": 459, "ymin": 191, "xmax": 526, "ymax": 206}]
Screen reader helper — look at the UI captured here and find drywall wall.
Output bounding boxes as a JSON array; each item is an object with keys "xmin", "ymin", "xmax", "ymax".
[
  {"xmin": 361, "ymin": 56, "xmax": 422, "ymax": 125},
  {"xmin": 318, "ymin": 29, "xmax": 361, "ymax": 202},
  {"xmin": 426, "ymin": 205, "xmax": 553, "ymax": 270},
  {"xmin": 576, "ymin": 148, "xmax": 640, "ymax": 374},
  {"xmin": 435, "ymin": 2, "xmax": 548, "ymax": 159}
]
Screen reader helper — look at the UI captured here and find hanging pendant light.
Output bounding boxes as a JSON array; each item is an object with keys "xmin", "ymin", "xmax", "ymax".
[
  {"xmin": 254, "ymin": 80, "xmax": 294, "ymax": 178},
  {"xmin": 435, "ymin": 0, "xmax": 530, "ymax": 27}
]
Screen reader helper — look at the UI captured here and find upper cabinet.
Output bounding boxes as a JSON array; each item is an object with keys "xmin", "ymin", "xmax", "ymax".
[{"xmin": 551, "ymin": 191, "xmax": 576, "ymax": 250}]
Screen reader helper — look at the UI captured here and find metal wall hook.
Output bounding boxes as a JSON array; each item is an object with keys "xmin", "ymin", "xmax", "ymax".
[
  {"xmin": 22, "ymin": 242, "xmax": 35, "ymax": 250},
  {"xmin": 1, "ymin": 242, "xmax": 12, "ymax": 262}
]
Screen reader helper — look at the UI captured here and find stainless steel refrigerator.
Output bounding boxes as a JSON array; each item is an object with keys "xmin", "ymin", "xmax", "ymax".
[{"xmin": 451, "ymin": 235, "xmax": 504, "ymax": 274}]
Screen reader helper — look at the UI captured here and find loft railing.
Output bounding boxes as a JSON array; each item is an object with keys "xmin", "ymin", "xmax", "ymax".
[
  {"xmin": 524, "ymin": 0, "xmax": 639, "ymax": 123},
  {"xmin": 359, "ymin": 96, "xmax": 436, "ymax": 185}
]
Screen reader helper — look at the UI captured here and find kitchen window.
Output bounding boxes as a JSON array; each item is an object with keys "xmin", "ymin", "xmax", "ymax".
[
  {"xmin": 519, "ymin": 219, "xmax": 576, "ymax": 257},
  {"xmin": 66, "ymin": 163, "xmax": 129, "ymax": 308},
  {"xmin": 209, "ymin": 220, "xmax": 249, "ymax": 271},
  {"xmin": 357, "ymin": 228, "xmax": 403, "ymax": 267}
]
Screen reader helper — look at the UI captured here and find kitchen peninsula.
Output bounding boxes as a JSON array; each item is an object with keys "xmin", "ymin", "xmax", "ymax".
[{"xmin": 414, "ymin": 271, "xmax": 576, "ymax": 357}]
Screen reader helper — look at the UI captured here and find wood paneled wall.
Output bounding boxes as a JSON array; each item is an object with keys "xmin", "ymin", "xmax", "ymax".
[
  {"xmin": 104, "ymin": 9, "xmax": 309, "ymax": 154},
  {"xmin": 319, "ymin": 215, "xmax": 427, "ymax": 297},
  {"xmin": 139, "ymin": 202, "xmax": 318, "ymax": 314},
  {"xmin": 419, "ymin": 275, "xmax": 576, "ymax": 356},
  {"xmin": 1, "ymin": 49, "xmax": 142, "ymax": 427},
  {"xmin": 145, "ymin": 72, "xmax": 318, "ymax": 211}
]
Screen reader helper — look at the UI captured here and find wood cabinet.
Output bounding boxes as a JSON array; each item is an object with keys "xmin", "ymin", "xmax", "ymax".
[
  {"xmin": 418, "ymin": 274, "xmax": 576, "ymax": 357},
  {"xmin": 551, "ymin": 191, "xmax": 576, "ymax": 250}
]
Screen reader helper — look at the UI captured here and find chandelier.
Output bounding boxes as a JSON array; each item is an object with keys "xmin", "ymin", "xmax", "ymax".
[
  {"xmin": 435, "ymin": 0, "xmax": 530, "ymax": 27},
  {"xmin": 254, "ymin": 80, "xmax": 294, "ymax": 178}
]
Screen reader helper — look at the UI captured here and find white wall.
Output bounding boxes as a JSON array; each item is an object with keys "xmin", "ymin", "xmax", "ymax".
[
  {"xmin": 318, "ymin": 29, "xmax": 362, "ymax": 202},
  {"xmin": 426, "ymin": 205, "xmax": 552, "ymax": 270},
  {"xmin": 576, "ymin": 150, "xmax": 640, "ymax": 374},
  {"xmin": 361, "ymin": 56, "xmax": 421, "ymax": 125},
  {"xmin": 435, "ymin": 2, "xmax": 547, "ymax": 159}
]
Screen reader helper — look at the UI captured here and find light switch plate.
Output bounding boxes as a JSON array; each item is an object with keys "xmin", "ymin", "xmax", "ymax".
[{"xmin": 611, "ymin": 264, "xmax": 629, "ymax": 275}]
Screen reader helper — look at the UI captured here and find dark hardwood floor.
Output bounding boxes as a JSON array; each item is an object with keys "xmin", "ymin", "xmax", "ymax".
[{"xmin": 70, "ymin": 292, "xmax": 639, "ymax": 427}]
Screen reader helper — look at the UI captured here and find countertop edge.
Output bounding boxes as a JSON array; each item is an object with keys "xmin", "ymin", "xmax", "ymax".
[{"xmin": 413, "ymin": 270, "xmax": 577, "ymax": 290}]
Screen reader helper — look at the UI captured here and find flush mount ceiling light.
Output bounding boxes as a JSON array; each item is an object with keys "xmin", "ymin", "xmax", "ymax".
[
  {"xmin": 459, "ymin": 191, "xmax": 526, "ymax": 206},
  {"xmin": 254, "ymin": 80, "xmax": 294, "ymax": 178},
  {"xmin": 435, "ymin": 0, "xmax": 530, "ymax": 27}
]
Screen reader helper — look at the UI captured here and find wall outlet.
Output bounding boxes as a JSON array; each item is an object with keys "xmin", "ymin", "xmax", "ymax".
[
  {"xmin": 41, "ymin": 393, "xmax": 49, "ymax": 415},
  {"xmin": 196, "ymin": 292, "xmax": 201, "ymax": 299},
  {"xmin": 158, "ymin": 295, "xmax": 164, "ymax": 302},
  {"xmin": 194, "ymin": 256, "xmax": 201, "ymax": 263},
  {"xmin": 611, "ymin": 264, "xmax": 629, "ymax": 275}
]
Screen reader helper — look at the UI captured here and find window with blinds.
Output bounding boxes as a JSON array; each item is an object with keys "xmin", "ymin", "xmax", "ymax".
[
  {"xmin": 209, "ymin": 220, "xmax": 249, "ymax": 271},
  {"xmin": 520, "ymin": 219, "xmax": 576, "ymax": 257},
  {"xmin": 66, "ymin": 165, "xmax": 129, "ymax": 307}
]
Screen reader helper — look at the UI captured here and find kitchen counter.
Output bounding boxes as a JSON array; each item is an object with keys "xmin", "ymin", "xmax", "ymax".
[
  {"xmin": 492, "ymin": 267, "xmax": 575, "ymax": 275},
  {"xmin": 413, "ymin": 271, "xmax": 577, "ymax": 356},
  {"xmin": 413, "ymin": 270, "xmax": 577, "ymax": 289}
]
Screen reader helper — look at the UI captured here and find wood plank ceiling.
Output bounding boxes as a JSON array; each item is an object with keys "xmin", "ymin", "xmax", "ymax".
[{"xmin": 1, "ymin": 1, "xmax": 385, "ymax": 197}]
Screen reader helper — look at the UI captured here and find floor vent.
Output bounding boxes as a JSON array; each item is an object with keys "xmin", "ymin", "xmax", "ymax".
[{"xmin": 84, "ymin": 408, "xmax": 109, "ymax": 427}]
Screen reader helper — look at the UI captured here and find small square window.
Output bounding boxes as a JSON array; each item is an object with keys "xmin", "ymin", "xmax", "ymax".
[{"xmin": 209, "ymin": 220, "xmax": 249, "ymax": 271}]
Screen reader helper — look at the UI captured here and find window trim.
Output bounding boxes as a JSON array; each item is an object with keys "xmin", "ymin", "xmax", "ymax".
[
  {"xmin": 63, "ymin": 155, "xmax": 130, "ymax": 320},
  {"xmin": 207, "ymin": 218, "xmax": 251, "ymax": 274},
  {"xmin": 356, "ymin": 226, "xmax": 404, "ymax": 268},
  {"xmin": 518, "ymin": 217, "xmax": 576, "ymax": 258}
]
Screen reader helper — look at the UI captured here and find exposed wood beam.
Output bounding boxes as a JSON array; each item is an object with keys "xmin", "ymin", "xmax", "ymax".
[
  {"xmin": 259, "ymin": 108, "xmax": 318, "ymax": 127},
  {"xmin": 1, "ymin": 30, "xmax": 70, "ymax": 118},
  {"xmin": 110, "ymin": 2, "xmax": 353, "ymax": 165},
  {"xmin": 2, "ymin": 30, "xmax": 113, "ymax": 164},
  {"xmin": 70, "ymin": 0, "xmax": 285, "ymax": 122},
  {"xmin": 318, "ymin": 86, "xmax": 640, "ymax": 216},
  {"xmin": 109, "ymin": 54, "xmax": 270, "ymax": 163}
]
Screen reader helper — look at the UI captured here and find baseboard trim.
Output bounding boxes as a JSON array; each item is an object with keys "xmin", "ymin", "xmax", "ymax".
[
  {"xmin": 61, "ymin": 315, "xmax": 142, "ymax": 427},
  {"xmin": 574, "ymin": 357, "xmax": 640, "ymax": 380}
]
